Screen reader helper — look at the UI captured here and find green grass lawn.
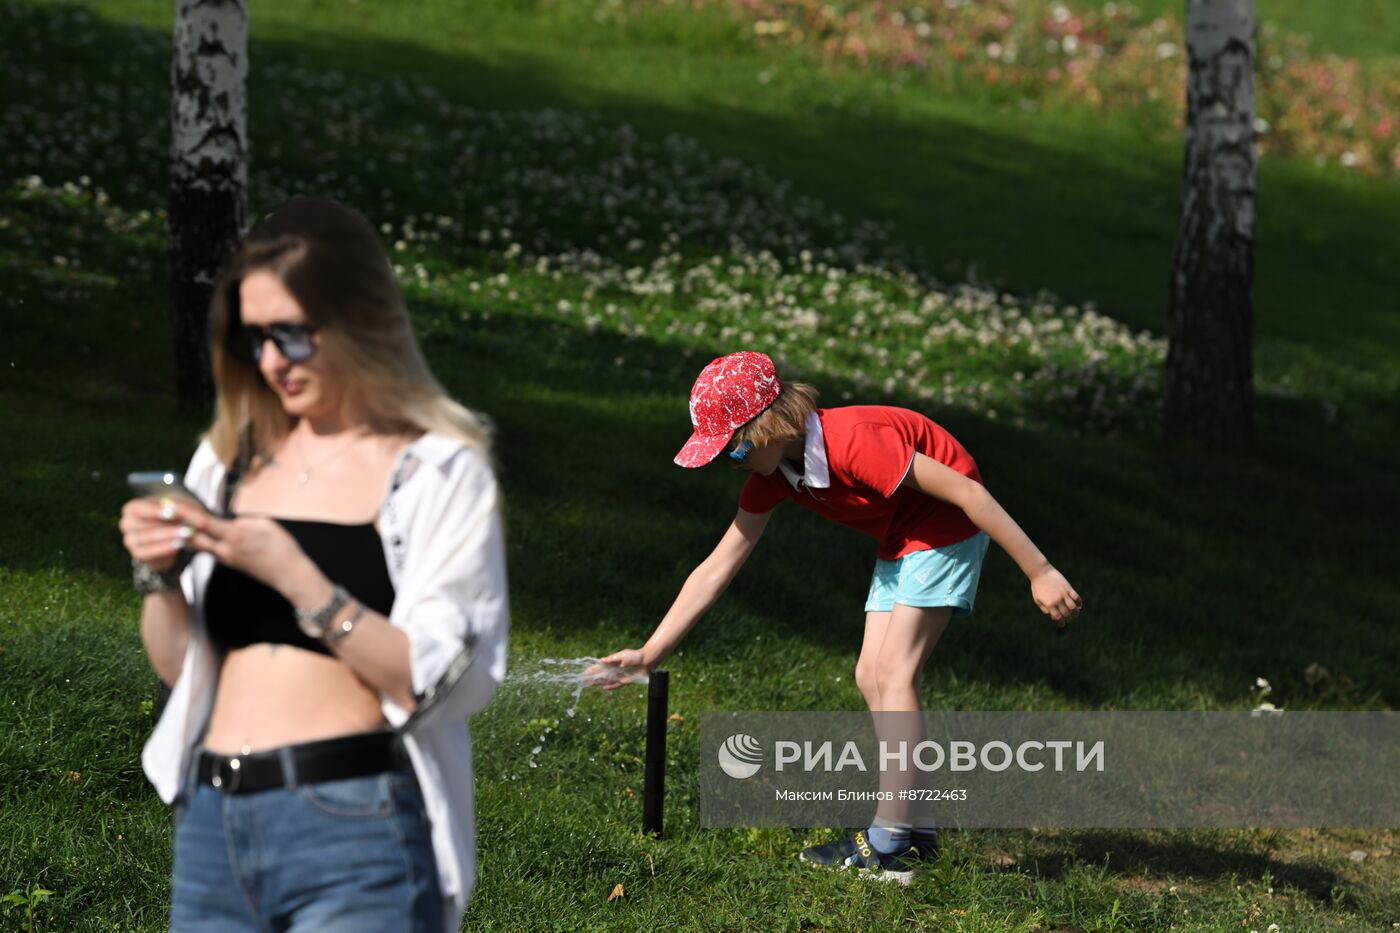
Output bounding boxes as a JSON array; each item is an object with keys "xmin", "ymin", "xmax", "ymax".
[
  {"xmin": 2, "ymin": 1, "xmax": 1397, "ymax": 930},
  {"xmin": 1083, "ymin": 0, "xmax": 1400, "ymax": 63}
]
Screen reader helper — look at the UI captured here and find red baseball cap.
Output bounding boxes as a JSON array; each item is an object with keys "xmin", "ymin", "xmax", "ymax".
[{"xmin": 674, "ymin": 351, "xmax": 784, "ymax": 468}]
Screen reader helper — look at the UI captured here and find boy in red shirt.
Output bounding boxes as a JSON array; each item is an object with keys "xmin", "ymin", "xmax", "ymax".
[{"xmin": 597, "ymin": 351, "xmax": 1081, "ymax": 882}]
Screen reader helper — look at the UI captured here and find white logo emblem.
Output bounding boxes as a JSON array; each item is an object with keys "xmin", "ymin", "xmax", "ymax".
[{"xmin": 717, "ymin": 733, "xmax": 763, "ymax": 779}]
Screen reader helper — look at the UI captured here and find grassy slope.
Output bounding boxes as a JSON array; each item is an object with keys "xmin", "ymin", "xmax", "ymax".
[
  {"xmin": 1083, "ymin": 0, "xmax": 1400, "ymax": 62},
  {"xmin": 1, "ymin": 1, "xmax": 1397, "ymax": 930},
  {"xmin": 45, "ymin": 0, "xmax": 1400, "ymax": 376}
]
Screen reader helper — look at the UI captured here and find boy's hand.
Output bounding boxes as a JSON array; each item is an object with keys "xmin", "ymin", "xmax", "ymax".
[
  {"xmin": 1031, "ymin": 567, "xmax": 1082, "ymax": 627},
  {"xmin": 585, "ymin": 650, "xmax": 651, "ymax": 691}
]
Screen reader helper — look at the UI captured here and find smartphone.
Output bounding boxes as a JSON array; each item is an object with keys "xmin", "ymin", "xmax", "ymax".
[{"xmin": 126, "ymin": 471, "xmax": 208, "ymax": 510}]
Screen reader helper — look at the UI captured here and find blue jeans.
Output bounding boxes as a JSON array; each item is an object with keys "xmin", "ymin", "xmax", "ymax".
[{"xmin": 171, "ymin": 767, "xmax": 443, "ymax": 931}]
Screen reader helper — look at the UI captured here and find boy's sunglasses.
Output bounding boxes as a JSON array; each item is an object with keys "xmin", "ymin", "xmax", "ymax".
[
  {"xmin": 726, "ymin": 439, "xmax": 753, "ymax": 464},
  {"xmin": 242, "ymin": 323, "xmax": 319, "ymax": 363}
]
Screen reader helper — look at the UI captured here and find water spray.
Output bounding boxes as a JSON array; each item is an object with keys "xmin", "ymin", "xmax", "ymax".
[{"xmin": 505, "ymin": 657, "xmax": 668, "ymax": 835}]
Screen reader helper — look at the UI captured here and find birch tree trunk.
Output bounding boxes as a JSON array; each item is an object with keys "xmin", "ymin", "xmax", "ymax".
[
  {"xmin": 168, "ymin": 0, "xmax": 248, "ymax": 407},
  {"xmin": 1164, "ymin": 0, "xmax": 1256, "ymax": 442}
]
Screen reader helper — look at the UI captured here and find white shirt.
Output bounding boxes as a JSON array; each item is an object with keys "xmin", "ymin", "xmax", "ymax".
[
  {"xmin": 777, "ymin": 410, "xmax": 832, "ymax": 491},
  {"xmin": 141, "ymin": 432, "xmax": 510, "ymax": 933}
]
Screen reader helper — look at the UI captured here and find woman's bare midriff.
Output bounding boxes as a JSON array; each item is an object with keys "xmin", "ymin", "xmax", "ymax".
[{"xmin": 201, "ymin": 644, "xmax": 388, "ymax": 754}]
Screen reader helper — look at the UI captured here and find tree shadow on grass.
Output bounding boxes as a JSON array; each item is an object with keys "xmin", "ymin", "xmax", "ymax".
[
  {"xmin": 998, "ymin": 828, "xmax": 1386, "ymax": 912},
  {"xmin": 1045, "ymin": 833, "xmax": 1337, "ymax": 897}
]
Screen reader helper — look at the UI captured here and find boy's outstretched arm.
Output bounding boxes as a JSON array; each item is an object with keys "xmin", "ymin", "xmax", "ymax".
[
  {"xmin": 593, "ymin": 508, "xmax": 772, "ymax": 688},
  {"xmin": 901, "ymin": 453, "xmax": 1082, "ymax": 625}
]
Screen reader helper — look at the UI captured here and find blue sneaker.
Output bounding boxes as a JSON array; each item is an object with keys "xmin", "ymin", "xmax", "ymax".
[{"xmin": 799, "ymin": 831, "xmax": 920, "ymax": 885}]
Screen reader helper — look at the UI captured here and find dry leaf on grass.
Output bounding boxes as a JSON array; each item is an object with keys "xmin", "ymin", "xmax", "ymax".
[
  {"xmin": 607, "ymin": 883, "xmax": 624, "ymax": 902},
  {"xmin": 988, "ymin": 849, "xmax": 1017, "ymax": 867}
]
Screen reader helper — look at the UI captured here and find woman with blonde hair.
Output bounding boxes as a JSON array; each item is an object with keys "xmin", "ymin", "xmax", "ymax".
[{"xmin": 120, "ymin": 197, "xmax": 508, "ymax": 931}]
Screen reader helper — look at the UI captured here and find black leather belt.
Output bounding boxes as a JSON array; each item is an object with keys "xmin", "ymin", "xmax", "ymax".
[{"xmin": 195, "ymin": 730, "xmax": 408, "ymax": 795}]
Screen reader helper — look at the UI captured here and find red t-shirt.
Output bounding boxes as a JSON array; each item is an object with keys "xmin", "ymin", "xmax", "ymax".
[{"xmin": 738, "ymin": 406, "xmax": 982, "ymax": 560}]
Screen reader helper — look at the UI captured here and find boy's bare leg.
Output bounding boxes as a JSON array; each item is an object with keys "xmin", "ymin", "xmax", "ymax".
[
  {"xmin": 854, "ymin": 610, "xmax": 892, "ymax": 710},
  {"xmin": 856, "ymin": 605, "xmax": 952, "ymax": 836}
]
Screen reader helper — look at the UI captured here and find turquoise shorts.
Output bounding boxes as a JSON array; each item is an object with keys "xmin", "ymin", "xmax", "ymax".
[{"xmin": 864, "ymin": 532, "xmax": 991, "ymax": 617}]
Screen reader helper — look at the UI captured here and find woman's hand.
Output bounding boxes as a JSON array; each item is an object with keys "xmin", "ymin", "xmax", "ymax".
[
  {"xmin": 120, "ymin": 497, "xmax": 193, "ymax": 572},
  {"xmin": 584, "ymin": 649, "xmax": 652, "ymax": 691},
  {"xmin": 1031, "ymin": 567, "xmax": 1082, "ymax": 627},
  {"xmin": 172, "ymin": 501, "xmax": 321, "ymax": 601}
]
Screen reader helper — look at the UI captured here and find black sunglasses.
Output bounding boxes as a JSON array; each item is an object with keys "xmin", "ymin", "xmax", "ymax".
[{"xmin": 242, "ymin": 323, "xmax": 319, "ymax": 363}]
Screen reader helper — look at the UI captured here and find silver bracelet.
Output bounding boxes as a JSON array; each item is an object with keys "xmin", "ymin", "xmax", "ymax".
[
  {"xmin": 132, "ymin": 555, "xmax": 189, "ymax": 596},
  {"xmin": 294, "ymin": 584, "xmax": 351, "ymax": 640},
  {"xmin": 322, "ymin": 601, "xmax": 368, "ymax": 645}
]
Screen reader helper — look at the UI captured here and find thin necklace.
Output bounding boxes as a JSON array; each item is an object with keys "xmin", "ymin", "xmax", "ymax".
[{"xmin": 292, "ymin": 429, "xmax": 363, "ymax": 486}]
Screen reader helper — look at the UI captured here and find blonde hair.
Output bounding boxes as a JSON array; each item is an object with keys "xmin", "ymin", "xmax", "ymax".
[
  {"xmin": 205, "ymin": 197, "xmax": 491, "ymax": 467},
  {"xmin": 734, "ymin": 381, "xmax": 820, "ymax": 447}
]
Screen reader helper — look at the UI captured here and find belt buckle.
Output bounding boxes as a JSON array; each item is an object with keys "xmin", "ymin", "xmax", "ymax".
[{"xmin": 211, "ymin": 755, "xmax": 243, "ymax": 792}]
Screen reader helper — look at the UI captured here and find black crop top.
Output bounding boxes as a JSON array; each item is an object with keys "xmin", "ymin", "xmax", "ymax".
[{"xmin": 204, "ymin": 518, "xmax": 396, "ymax": 657}]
